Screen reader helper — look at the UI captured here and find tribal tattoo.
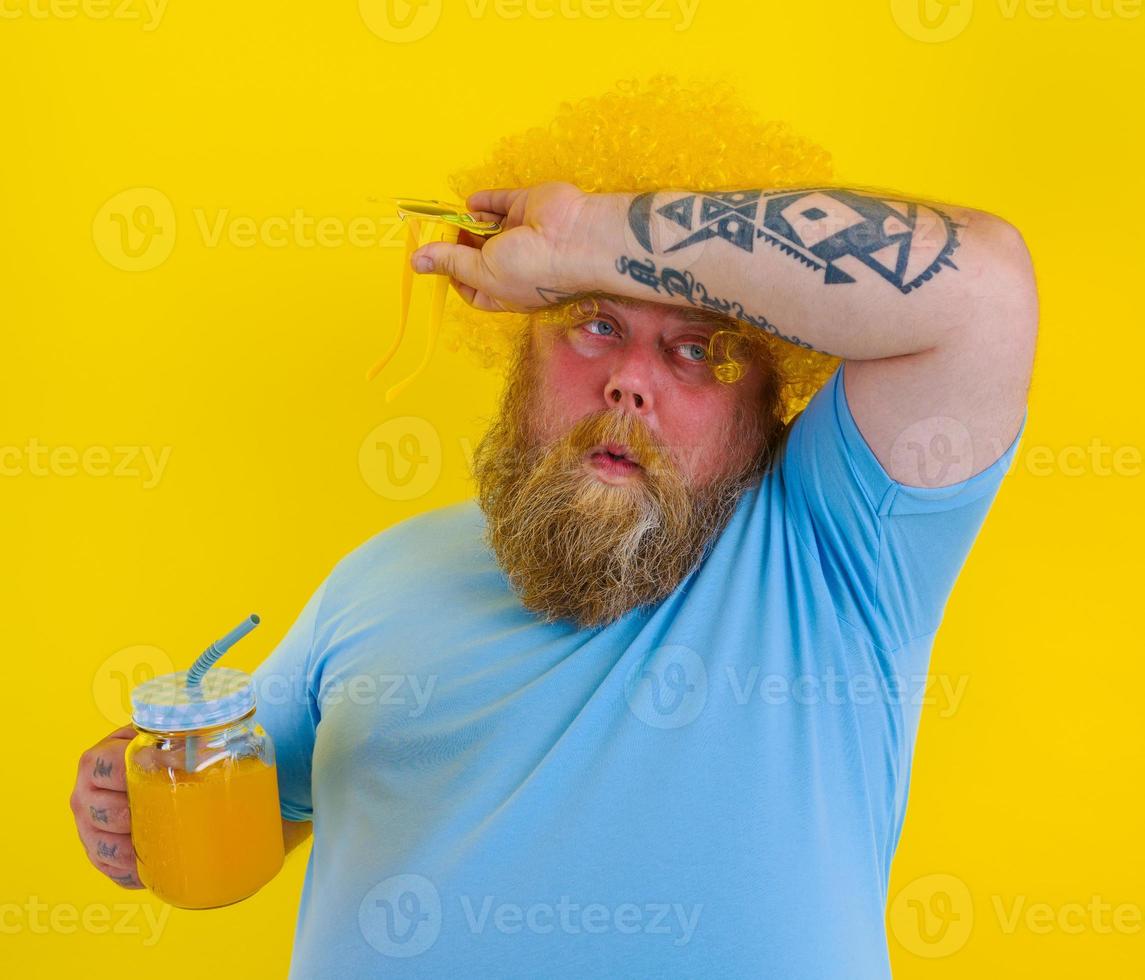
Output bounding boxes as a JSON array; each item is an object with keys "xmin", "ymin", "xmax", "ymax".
[
  {"xmin": 613, "ymin": 254, "xmax": 813, "ymax": 351},
  {"xmin": 627, "ymin": 188, "xmax": 962, "ymax": 294}
]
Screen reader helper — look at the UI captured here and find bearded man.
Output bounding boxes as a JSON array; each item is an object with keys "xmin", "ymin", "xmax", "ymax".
[{"xmin": 73, "ymin": 81, "xmax": 1037, "ymax": 978}]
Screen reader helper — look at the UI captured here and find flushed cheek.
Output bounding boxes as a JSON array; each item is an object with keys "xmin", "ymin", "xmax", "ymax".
[{"xmin": 665, "ymin": 408, "xmax": 737, "ymax": 481}]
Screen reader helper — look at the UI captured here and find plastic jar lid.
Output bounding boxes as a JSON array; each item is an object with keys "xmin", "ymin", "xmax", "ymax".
[{"xmin": 130, "ymin": 667, "xmax": 255, "ymax": 733}]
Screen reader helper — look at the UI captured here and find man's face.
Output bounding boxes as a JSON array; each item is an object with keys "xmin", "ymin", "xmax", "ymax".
[{"xmin": 471, "ymin": 295, "xmax": 778, "ymax": 628}]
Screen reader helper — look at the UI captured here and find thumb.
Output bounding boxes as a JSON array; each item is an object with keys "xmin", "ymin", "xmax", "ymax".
[{"xmin": 411, "ymin": 242, "xmax": 487, "ymax": 288}]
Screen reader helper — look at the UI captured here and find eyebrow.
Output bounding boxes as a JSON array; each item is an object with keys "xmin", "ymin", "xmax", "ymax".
[{"xmin": 595, "ymin": 295, "xmax": 734, "ymax": 332}]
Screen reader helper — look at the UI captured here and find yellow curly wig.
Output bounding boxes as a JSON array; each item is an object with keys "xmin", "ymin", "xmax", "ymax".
[{"xmin": 442, "ymin": 73, "xmax": 841, "ymax": 422}]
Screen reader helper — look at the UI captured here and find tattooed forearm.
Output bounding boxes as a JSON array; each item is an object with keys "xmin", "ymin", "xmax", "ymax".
[
  {"xmin": 614, "ymin": 254, "xmax": 815, "ymax": 352},
  {"xmin": 627, "ymin": 188, "xmax": 962, "ymax": 294}
]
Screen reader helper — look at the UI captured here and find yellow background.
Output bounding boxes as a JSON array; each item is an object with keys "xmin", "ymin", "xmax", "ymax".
[{"xmin": 3, "ymin": 1, "xmax": 1142, "ymax": 976}]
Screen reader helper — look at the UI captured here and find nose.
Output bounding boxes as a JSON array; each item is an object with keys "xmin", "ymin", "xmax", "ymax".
[{"xmin": 603, "ymin": 350, "xmax": 653, "ymax": 413}]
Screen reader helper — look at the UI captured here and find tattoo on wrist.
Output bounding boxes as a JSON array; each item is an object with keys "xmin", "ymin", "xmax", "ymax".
[
  {"xmin": 536, "ymin": 287, "xmax": 578, "ymax": 306},
  {"xmin": 614, "ymin": 254, "xmax": 813, "ymax": 351},
  {"xmin": 628, "ymin": 188, "xmax": 961, "ymax": 294}
]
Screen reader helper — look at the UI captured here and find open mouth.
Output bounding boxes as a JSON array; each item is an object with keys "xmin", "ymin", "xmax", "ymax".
[{"xmin": 586, "ymin": 443, "xmax": 642, "ymax": 477}]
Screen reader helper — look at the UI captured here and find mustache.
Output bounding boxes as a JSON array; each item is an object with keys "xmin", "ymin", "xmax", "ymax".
[{"xmin": 542, "ymin": 408, "xmax": 678, "ymax": 482}]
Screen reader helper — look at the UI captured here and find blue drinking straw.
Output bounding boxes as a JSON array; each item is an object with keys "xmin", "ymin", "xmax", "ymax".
[
  {"xmin": 184, "ymin": 614, "xmax": 261, "ymax": 771},
  {"xmin": 187, "ymin": 613, "xmax": 261, "ymax": 687}
]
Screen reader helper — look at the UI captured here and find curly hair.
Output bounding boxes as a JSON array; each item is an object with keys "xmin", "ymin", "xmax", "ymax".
[{"xmin": 440, "ymin": 73, "xmax": 841, "ymax": 423}]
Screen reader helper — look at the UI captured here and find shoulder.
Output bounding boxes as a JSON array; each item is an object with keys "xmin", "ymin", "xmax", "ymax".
[
  {"xmin": 320, "ymin": 499, "xmax": 490, "ymax": 603},
  {"xmin": 336, "ymin": 498, "xmax": 484, "ymax": 572}
]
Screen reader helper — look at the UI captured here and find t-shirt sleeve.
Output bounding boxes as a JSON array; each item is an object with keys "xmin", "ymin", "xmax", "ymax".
[
  {"xmin": 779, "ymin": 360, "xmax": 1027, "ymax": 651},
  {"xmin": 250, "ymin": 576, "xmax": 330, "ymax": 822}
]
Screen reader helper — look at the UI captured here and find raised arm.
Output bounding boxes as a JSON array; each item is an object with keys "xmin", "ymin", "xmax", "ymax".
[{"xmin": 415, "ymin": 181, "xmax": 1039, "ymax": 486}]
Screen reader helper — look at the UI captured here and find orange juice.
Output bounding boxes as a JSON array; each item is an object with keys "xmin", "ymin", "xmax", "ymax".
[{"xmin": 126, "ymin": 746, "xmax": 285, "ymax": 909}]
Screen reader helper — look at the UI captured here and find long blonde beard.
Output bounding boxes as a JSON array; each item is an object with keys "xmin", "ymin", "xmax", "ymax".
[{"xmin": 471, "ymin": 326, "xmax": 778, "ymax": 628}]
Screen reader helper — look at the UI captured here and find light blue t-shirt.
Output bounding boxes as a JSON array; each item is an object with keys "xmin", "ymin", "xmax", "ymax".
[{"xmin": 252, "ymin": 362, "xmax": 1026, "ymax": 978}]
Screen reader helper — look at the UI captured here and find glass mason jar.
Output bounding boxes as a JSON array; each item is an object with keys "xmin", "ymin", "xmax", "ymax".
[{"xmin": 125, "ymin": 667, "xmax": 285, "ymax": 909}]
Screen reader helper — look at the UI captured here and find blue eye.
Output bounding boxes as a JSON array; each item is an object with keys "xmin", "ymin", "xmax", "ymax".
[
  {"xmin": 581, "ymin": 318, "xmax": 616, "ymax": 337},
  {"xmin": 677, "ymin": 343, "xmax": 708, "ymax": 362}
]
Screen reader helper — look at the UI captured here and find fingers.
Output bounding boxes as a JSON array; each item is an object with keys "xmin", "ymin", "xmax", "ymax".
[
  {"xmin": 80, "ymin": 739, "xmax": 132, "ymax": 792},
  {"xmin": 81, "ymin": 788, "xmax": 133, "ymax": 835},
  {"xmin": 94, "ymin": 859, "xmax": 144, "ymax": 889},
  {"xmin": 72, "ymin": 726, "xmax": 145, "ymax": 889},
  {"xmin": 446, "ymin": 278, "xmax": 504, "ymax": 314},
  {"xmin": 87, "ymin": 830, "xmax": 139, "ymax": 874},
  {"xmin": 465, "ymin": 188, "xmax": 523, "ymax": 216},
  {"xmin": 411, "ymin": 241, "xmax": 486, "ymax": 290}
]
